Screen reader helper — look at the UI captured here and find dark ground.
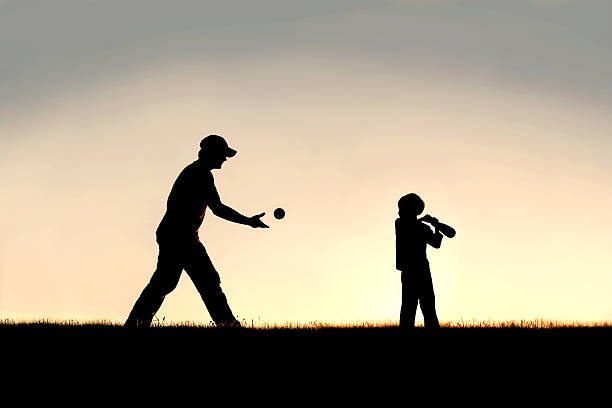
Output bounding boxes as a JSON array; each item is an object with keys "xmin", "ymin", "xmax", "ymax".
[
  {"xmin": 4, "ymin": 323, "xmax": 610, "ymax": 362},
  {"xmin": 3, "ymin": 324, "xmax": 609, "ymax": 400}
]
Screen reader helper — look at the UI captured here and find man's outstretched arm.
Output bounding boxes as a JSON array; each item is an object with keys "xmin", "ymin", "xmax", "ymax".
[{"xmin": 209, "ymin": 200, "xmax": 269, "ymax": 228}]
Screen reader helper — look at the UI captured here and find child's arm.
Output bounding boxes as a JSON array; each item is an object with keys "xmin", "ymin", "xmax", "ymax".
[
  {"xmin": 395, "ymin": 218, "xmax": 406, "ymax": 271},
  {"xmin": 427, "ymin": 220, "xmax": 443, "ymax": 249}
]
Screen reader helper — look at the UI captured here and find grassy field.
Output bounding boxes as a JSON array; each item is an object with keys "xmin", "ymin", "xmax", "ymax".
[
  {"xmin": 4, "ymin": 318, "xmax": 609, "ymax": 372},
  {"xmin": 3, "ymin": 318, "xmax": 609, "ymax": 394},
  {"xmin": 2, "ymin": 317, "xmax": 610, "ymax": 329},
  {"xmin": 3, "ymin": 317, "xmax": 610, "ymax": 352},
  {"xmin": 3, "ymin": 318, "xmax": 608, "ymax": 368}
]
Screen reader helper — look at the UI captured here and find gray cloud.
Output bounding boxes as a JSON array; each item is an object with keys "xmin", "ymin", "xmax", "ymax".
[{"xmin": 1, "ymin": 0, "xmax": 610, "ymax": 112}]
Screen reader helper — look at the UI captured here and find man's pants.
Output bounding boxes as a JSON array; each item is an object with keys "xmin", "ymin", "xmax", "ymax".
[
  {"xmin": 125, "ymin": 235, "xmax": 239, "ymax": 327},
  {"xmin": 400, "ymin": 265, "xmax": 440, "ymax": 328}
]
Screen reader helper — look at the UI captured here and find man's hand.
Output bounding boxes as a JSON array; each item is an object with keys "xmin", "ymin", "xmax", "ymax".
[
  {"xmin": 209, "ymin": 202, "xmax": 270, "ymax": 228},
  {"xmin": 249, "ymin": 213, "xmax": 269, "ymax": 228}
]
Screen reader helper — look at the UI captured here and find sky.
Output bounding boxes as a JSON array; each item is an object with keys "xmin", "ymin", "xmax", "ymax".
[{"xmin": 1, "ymin": 0, "xmax": 611, "ymax": 325}]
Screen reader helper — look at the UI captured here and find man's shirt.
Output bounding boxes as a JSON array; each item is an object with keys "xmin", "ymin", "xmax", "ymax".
[
  {"xmin": 157, "ymin": 160, "xmax": 220, "ymax": 238},
  {"xmin": 395, "ymin": 218, "xmax": 442, "ymax": 271}
]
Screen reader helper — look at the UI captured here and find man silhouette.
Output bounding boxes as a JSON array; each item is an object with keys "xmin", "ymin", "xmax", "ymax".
[
  {"xmin": 125, "ymin": 135, "xmax": 268, "ymax": 327},
  {"xmin": 395, "ymin": 193, "xmax": 443, "ymax": 328}
]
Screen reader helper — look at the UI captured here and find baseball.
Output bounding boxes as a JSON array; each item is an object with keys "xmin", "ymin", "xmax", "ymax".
[{"xmin": 273, "ymin": 208, "xmax": 285, "ymax": 220}]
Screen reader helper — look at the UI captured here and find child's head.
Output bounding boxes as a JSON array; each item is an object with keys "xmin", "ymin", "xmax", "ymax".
[{"xmin": 398, "ymin": 193, "xmax": 425, "ymax": 218}]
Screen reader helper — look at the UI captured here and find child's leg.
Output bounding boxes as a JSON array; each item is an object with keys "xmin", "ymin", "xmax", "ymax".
[
  {"xmin": 418, "ymin": 268, "xmax": 440, "ymax": 328},
  {"xmin": 400, "ymin": 272, "xmax": 418, "ymax": 328},
  {"xmin": 420, "ymin": 297, "xmax": 439, "ymax": 328}
]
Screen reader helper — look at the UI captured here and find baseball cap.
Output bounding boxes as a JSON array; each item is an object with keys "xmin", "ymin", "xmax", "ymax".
[{"xmin": 199, "ymin": 135, "xmax": 237, "ymax": 157}]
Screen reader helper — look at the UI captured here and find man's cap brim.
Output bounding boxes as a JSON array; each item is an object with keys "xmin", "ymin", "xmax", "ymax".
[{"xmin": 226, "ymin": 148, "xmax": 237, "ymax": 157}]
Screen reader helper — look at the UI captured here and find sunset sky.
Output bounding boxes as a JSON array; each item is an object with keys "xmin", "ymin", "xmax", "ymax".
[{"xmin": 1, "ymin": 0, "xmax": 611, "ymax": 325}]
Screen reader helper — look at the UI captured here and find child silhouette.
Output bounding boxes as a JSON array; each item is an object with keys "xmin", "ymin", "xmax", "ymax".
[{"xmin": 395, "ymin": 193, "xmax": 443, "ymax": 328}]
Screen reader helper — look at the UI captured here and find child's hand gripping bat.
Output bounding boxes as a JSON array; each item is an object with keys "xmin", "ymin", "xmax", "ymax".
[{"xmin": 419, "ymin": 214, "xmax": 456, "ymax": 238}]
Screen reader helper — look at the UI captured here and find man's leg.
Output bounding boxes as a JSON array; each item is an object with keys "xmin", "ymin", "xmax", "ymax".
[
  {"xmin": 125, "ymin": 242, "xmax": 184, "ymax": 327},
  {"xmin": 184, "ymin": 241, "xmax": 240, "ymax": 326},
  {"xmin": 400, "ymin": 272, "xmax": 418, "ymax": 328}
]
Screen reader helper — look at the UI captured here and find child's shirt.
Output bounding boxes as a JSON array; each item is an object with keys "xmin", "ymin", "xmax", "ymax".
[{"xmin": 395, "ymin": 218, "xmax": 443, "ymax": 271}]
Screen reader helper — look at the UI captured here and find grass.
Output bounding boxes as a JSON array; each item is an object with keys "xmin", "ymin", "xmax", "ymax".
[
  {"xmin": 5, "ymin": 317, "xmax": 609, "ymax": 359},
  {"xmin": 5, "ymin": 317, "xmax": 610, "ymax": 362},
  {"xmin": 2, "ymin": 317, "xmax": 610, "ymax": 329},
  {"xmin": 3, "ymin": 317, "xmax": 610, "ymax": 387}
]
